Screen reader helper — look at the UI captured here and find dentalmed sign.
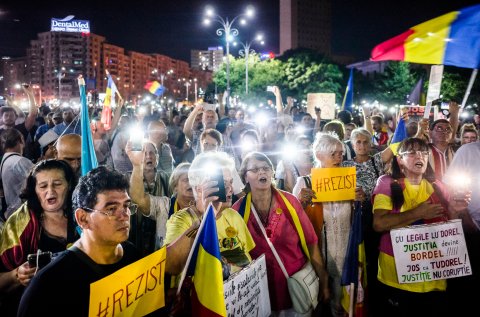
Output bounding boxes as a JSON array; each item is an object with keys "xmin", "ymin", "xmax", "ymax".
[{"xmin": 51, "ymin": 15, "xmax": 90, "ymax": 33}]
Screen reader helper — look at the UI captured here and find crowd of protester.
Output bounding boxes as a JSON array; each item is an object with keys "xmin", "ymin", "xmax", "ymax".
[{"xmin": 0, "ymin": 84, "xmax": 479, "ymax": 317}]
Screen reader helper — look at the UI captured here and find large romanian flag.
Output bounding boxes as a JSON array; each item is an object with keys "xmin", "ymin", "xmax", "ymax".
[
  {"xmin": 187, "ymin": 204, "xmax": 227, "ymax": 317},
  {"xmin": 371, "ymin": 4, "xmax": 480, "ymax": 69}
]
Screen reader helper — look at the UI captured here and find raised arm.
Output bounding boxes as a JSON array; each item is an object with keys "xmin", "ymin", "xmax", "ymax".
[
  {"xmin": 448, "ymin": 101, "xmax": 460, "ymax": 143},
  {"xmin": 125, "ymin": 141, "xmax": 150, "ymax": 214},
  {"xmin": 22, "ymin": 86, "xmax": 38, "ymax": 131},
  {"xmin": 183, "ymin": 103, "xmax": 203, "ymax": 141},
  {"xmin": 362, "ymin": 104, "xmax": 373, "ymax": 135}
]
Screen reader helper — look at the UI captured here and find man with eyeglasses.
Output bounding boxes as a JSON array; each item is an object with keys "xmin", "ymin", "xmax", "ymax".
[
  {"xmin": 415, "ymin": 102, "xmax": 460, "ymax": 180},
  {"xmin": 18, "ymin": 166, "xmax": 142, "ymax": 316}
]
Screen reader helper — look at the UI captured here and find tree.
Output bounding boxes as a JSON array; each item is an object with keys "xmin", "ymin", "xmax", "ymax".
[
  {"xmin": 372, "ymin": 61, "xmax": 415, "ymax": 104},
  {"xmin": 281, "ymin": 49, "xmax": 344, "ymax": 101}
]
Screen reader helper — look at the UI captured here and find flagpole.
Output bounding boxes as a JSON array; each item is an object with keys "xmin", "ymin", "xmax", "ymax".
[
  {"xmin": 460, "ymin": 69, "xmax": 478, "ymax": 111},
  {"xmin": 176, "ymin": 203, "xmax": 214, "ymax": 295}
]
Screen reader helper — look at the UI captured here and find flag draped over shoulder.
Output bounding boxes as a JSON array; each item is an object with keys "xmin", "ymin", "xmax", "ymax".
[
  {"xmin": 371, "ymin": 4, "xmax": 480, "ymax": 69},
  {"xmin": 342, "ymin": 68, "xmax": 354, "ymax": 113},
  {"xmin": 78, "ymin": 76, "xmax": 98, "ymax": 176},
  {"xmin": 144, "ymin": 80, "xmax": 165, "ymax": 96},
  {"xmin": 389, "ymin": 117, "xmax": 408, "ymax": 156},
  {"xmin": 187, "ymin": 204, "xmax": 227, "ymax": 317},
  {"xmin": 101, "ymin": 73, "xmax": 117, "ymax": 130},
  {"xmin": 341, "ymin": 201, "xmax": 367, "ymax": 317}
]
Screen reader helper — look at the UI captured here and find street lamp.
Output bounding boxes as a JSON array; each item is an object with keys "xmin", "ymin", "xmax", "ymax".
[
  {"xmin": 203, "ymin": 5, "xmax": 254, "ymax": 107},
  {"xmin": 56, "ymin": 67, "xmax": 66, "ymax": 100},
  {"xmin": 234, "ymin": 34, "xmax": 265, "ymax": 95},
  {"xmin": 194, "ymin": 78, "xmax": 198, "ymax": 103},
  {"xmin": 185, "ymin": 80, "xmax": 191, "ymax": 101}
]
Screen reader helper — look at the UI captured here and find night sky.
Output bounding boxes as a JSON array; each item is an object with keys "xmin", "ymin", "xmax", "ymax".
[{"xmin": 1, "ymin": 0, "xmax": 479, "ymax": 63}]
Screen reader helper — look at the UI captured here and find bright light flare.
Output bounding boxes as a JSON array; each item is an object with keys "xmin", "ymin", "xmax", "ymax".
[
  {"xmin": 205, "ymin": 7, "xmax": 214, "ymax": 17},
  {"xmin": 245, "ymin": 6, "xmax": 254, "ymax": 17},
  {"xmin": 282, "ymin": 143, "xmax": 297, "ymax": 161},
  {"xmin": 254, "ymin": 112, "xmax": 269, "ymax": 127}
]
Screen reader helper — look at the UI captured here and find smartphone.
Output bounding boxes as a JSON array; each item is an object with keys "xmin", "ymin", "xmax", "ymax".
[
  {"xmin": 203, "ymin": 103, "xmax": 216, "ymax": 112},
  {"xmin": 211, "ymin": 167, "xmax": 227, "ymax": 202},
  {"xmin": 129, "ymin": 128, "xmax": 144, "ymax": 151},
  {"xmin": 266, "ymin": 86, "xmax": 275, "ymax": 92},
  {"xmin": 27, "ymin": 251, "xmax": 52, "ymax": 269}
]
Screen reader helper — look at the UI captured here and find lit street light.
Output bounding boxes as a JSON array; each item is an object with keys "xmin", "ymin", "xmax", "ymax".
[
  {"xmin": 185, "ymin": 80, "xmax": 191, "ymax": 101},
  {"xmin": 194, "ymin": 78, "xmax": 198, "ymax": 103},
  {"xmin": 234, "ymin": 34, "xmax": 265, "ymax": 95},
  {"xmin": 203, "ymin": 5, "xmax": 254, "ymax": 107}
]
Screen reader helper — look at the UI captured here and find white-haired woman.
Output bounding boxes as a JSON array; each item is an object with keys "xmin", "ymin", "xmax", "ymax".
[
  {"xmin": 292, "ymin": 132, "xmax": 363, "ymax": 317},
  {"xmin": 165, "ymin": 151, "xmax": 255, "ymax": 275}
]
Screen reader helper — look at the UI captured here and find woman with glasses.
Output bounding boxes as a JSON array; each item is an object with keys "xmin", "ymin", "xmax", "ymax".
[
  {"xmin": 0, "ymin": 160, "xmax": 78, "ymax": 316},
  {"xmin": 233, "ymin": 151, "xmax": 329, "ymax": 316},
  {"xmin": 371, "ymin": 138, "xmax": 471, "ymax": 316},
  {"xmin": 292, "ymin": 132, "xmax": 364, "ymax": 316}
]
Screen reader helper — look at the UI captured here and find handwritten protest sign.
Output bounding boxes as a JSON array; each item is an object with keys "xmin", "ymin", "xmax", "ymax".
[
  {"xmin": 224, "ymin": 255, "xmax": 271, "ymax": 317},
  {"xmin": 390, "ymin": 220, "xmax": 471, "ymax": 284},
  {"xmin": 311, "ymin": 167, "xmax": 356, "ymax": 202},
  {"xmin": 89, "ymin": 248, "xmax": 166, "ymax": 317},
  {"xmin": 307, "ymin": 93, "xmax": 335, "ymax": 119}
]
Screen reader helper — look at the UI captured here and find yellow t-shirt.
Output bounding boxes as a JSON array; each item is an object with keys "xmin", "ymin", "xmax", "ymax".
[
  {"xmin": 165, "ymin": 207, "xmax": 255, "ymax": 272},
  {"xmin": 373, "ymin": 177, "xmax": 446, "ymax": 293}
]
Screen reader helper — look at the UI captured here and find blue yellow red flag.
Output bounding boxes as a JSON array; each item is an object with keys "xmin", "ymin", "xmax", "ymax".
[
  {"xmin": 144, "ymin": 80, "xmax": 165, "ymax": 96},
  {"xmin": 186, "ymin": 204, "xmax": 227, "ymax": 317},
  {"xmin": 389, "ymin": 117, "xmax": 408, "ymax": 156},
  {"xmin": 371, "ymin": 4, "xmax": 480, "ymax": 69}
]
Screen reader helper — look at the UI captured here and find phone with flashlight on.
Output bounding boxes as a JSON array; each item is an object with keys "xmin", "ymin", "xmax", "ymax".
[
  {"xmin": 129, "ymin": 127, "xmax": 144, "ymax": 151},
  {"xmin": 210, "ymin": 167, "xmax": 227, "ymax": 202}
]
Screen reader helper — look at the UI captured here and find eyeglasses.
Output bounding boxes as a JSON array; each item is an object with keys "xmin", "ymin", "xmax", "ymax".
[
  {"xmin": 399, "ymin": 150, "xmax": 429, "ymax": 157},
  {"xmin": 433, "ymin": 126, "xmax": 452, "ymax": 133},
  {"xmin": 82, "ymin": 203, "xmax": 138, "ymax": 218},
  {"xmin": 246, "ymin": 166, "xmax": 272, "ymax": 173}
]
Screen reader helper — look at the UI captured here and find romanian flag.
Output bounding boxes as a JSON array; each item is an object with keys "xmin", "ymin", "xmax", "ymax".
[
  {"xmin": 145, "ymin": 80, "xmax": 165, "ymax": 96},
  {"xmin": 78, "ymin": 76, "xmax": 98, "ymax": 176},
  {"xmin": 101, "ymin": 72, "xmax": 118, "ymax": 130},
  {"xmin": 388, "ymin": 117, "xmax": 408, "ymax": 156},
  {"xmin": 342, "ymin": 68, "xmax": 354, "ymax": 113},
  {"xmin": 371, "ymin": 4, "xmax": 480, "ymax": 69},
  {"xmin": 341, "ymin": 201, "xmax": 367, "ymax": 317},
  {"xmin": 186, "ymin": 204, "xmax": 227, "ymax": 317}
]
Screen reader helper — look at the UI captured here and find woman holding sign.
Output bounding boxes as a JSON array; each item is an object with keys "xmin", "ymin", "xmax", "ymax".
[
  {"xmin": 371, "ymin": 137, "xmax": 471, "ymax": 317},
  {"xmin": 233, "ymin": 151, "xmax": 329, "ymax": 316},
  {"xmin": 292, "ymin": 132, "xmax": 364, "ymax": 316}
]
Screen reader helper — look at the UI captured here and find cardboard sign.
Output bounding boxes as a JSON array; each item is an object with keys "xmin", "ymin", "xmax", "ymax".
[
  {"xmin": 425, "ymin": 65, "xmax": 444, "ymax": 104},
  {"xmin": 311, "ymin": 167, "xmax": 356, "ymax": 202},
  {"xmin": 307, "ymin": 93, "xmax": 335, "ymax": 120},
  {"xmin": 89, "ymin": 248, "xmax": 166, "ymax": 317},
  {"xmin": 390, "ymin": 220, "xmax": 472, "ymax": 284},
  {"xmin": 224, "ymin": 255, "xmax": 271, "ymax": 317}
]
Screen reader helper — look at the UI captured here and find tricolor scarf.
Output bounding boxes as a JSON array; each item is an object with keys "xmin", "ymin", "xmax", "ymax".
[
  {"xmin": 238, "ymin": 188, "xmax": 310, "ymax": 259},
  {"xmin": 0, "ymin": 203, "xmax": 40, "ymax": 271}
]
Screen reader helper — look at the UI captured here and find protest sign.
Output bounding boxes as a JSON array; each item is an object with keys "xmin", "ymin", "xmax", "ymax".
[
  {"xmin": 307, "ymin": 93, "xmax": 335, "ymax": 119},
  {"xmin": 390, "ymin": 220, "xmax": 472, "ymax": 284},
  {"xmin": 89, "ymin": 248, "xmax": 166, "ymax": 317},
  {"xmin": 224, "ymin": 255, "xmax": 271, "ymax": 317},
  {"xmin": 311, "ymin": 167, "xmax": 356, "ymax": 202}
]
